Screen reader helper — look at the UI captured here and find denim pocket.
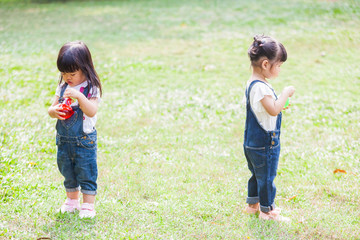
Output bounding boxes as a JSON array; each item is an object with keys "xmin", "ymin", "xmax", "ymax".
[
  {"xmin": 245, "ymin": 146, "xmax": 267, "ymax": 169},
  {"xmin": 60, "ymin": 111, "xmax": 78, "ymax": 130},
  {"xmin": 79, "ymin": 133, "xmax": 97, "ymax": 149}
]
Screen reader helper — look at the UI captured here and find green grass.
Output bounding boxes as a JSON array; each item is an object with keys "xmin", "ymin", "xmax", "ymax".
[{"xmin": 1, "ymin": 0, "xmax": 360, "ymax": 239}]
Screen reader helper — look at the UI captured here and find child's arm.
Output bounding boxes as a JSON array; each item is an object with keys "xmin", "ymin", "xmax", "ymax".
[
  {"xmin": 63, "ymin": 88, "xmax": 99, "ymax": 117},
  {"xmin": 261, "ymin": 86, "xmax": 295, "ymax": 116},
  {"xmin": 48, "ymin": 96, "xmax": 66, "ymax": 120}
]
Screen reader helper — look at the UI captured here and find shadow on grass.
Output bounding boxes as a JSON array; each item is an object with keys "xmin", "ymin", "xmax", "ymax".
[
  {"xmin": 41, "ymin": 211, "xmax": 97, "ymax": 239},
  {"xmin": 247, "ymin": 215, "xmax": 296, "ymax": 240}
]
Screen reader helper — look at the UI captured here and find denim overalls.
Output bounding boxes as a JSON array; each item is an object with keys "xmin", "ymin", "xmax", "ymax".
[
  {"xmin": 243, "ymin": 80, "xmax": 282, "ymax": 213},
  {"xmin": 56, "ymin": 83, "xmax": 98, "ymax": 196}
]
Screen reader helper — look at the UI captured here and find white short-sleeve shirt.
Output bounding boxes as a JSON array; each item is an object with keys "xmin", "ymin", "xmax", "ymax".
[
  {"xmin": 245, "ymin": 81, "xmax": 277, "ymax": 131},
  {"xmin": 56, "ymin": 81, "xmax": 101, "ymax": 134}
]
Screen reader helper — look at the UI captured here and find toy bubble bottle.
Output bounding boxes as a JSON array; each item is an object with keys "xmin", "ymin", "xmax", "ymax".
[{"xmin": 59, "ymin": 98, "xmax": 74, "ymax": 119}]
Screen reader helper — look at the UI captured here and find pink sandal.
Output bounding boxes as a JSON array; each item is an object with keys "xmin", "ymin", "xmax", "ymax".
[
  {"xmin": 259, "ymin": 209, "xmax": 290, "ymax": 222},
  {"xmin": 243, "ymin": 205, "xmax": 260, "ymax": 214},
  {"xmin": 79, "ymin": 203, "xmax": 96, "ymax": 219},
  {"xmin": 59, "ymin": 198, "xmax": 80, "ymax": 213}
]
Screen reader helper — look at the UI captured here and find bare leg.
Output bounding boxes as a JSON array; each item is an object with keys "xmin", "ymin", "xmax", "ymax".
[
  {"xmin": 83, "ymin": 194, "xmax": 95, "ymax": 204},
  {"xmin": 66, "ymin": 191, "xmax": 80, "ymax": 200},
  {"xmin": 249, "ymin": 203, "xmax": 259, "ymax": 210}
]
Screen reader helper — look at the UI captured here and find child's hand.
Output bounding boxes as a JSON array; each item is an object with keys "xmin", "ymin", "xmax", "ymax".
[
  {"xmin": 48, "ymin": 104, "xmax": 66, "ymax": 120},
  {"xmin": 283, "ymin": 103, "xmax": 291, "ymax": 110},
  {"xmin": 279, "ymin": 86, "xmax": 295, "ymax": 111},
  {"xmin": 284, "ymin": 86, "xmax": 295, "ymax": 97},
  {"xmin": 63, "ymin": 88, "xmax": 82, "ymax": 100}
]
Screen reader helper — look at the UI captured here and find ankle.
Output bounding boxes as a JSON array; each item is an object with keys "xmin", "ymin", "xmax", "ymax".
[
  {"xmin": 66, "ymin": 198, "xmax": 79, "ymax": 203},
  {"xmin": 67, "ymin": 197, "xmax": 79, "ymax": 200},
  {"xmin": 249, "ymin": 203, "xmax": 259, "ymax": 209}
]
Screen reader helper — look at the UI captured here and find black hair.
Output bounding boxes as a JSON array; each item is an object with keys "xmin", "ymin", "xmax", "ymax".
[
  {"xmin": 248, "ymin": 35, "xmax": 287, "ymax": 67},
  {"xmin": 57, "ymin": 41, "xmax": 102, "ymax": 97}
]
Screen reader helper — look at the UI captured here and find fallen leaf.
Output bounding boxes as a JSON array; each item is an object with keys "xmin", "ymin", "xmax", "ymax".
[
  {"xmin": 297, "ymin": 217, "xmax": 305, "ymax": 224},
  {"xmin": 288, "ymin": 195, "xmax": 297, "ymax": 201},
  {"xmin": 333, "ymin": 169, "xmax": 346, "ymax": 174}
]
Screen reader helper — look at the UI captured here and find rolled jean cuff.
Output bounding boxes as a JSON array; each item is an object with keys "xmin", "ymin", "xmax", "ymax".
[
  {"xmin": 81, "ymin": 189, "xmax": 97, "ymax": 196},
  {"xmin": 260, "ymin": 203, "xmax": 276, "ymax": 213},
  {"xmin": 65, "ymin": 187, "xmax": 80, "ymax": 192},
  {"xmin": 246, "ymin": 196, "xmax": 259, "ymax": 204}
]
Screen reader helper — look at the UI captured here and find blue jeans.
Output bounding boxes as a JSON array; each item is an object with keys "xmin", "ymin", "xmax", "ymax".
[
  {"xmin": 244, "ymin": 139, "xmax": 280, "ymax": 212},
  {"xmin": 56, "ymin": 131, "xmax": 98, "ymax": 195}
]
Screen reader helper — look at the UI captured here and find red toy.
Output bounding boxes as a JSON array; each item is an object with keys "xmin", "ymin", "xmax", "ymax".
[{"xmin": 59, "ymin": 98, "xmax": 74, "ymax": 119}]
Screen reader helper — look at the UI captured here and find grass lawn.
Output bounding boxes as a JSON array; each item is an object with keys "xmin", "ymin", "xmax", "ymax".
[{"xmin": 1, "ymin": 0, "xmax": 360, "ymax": 239}]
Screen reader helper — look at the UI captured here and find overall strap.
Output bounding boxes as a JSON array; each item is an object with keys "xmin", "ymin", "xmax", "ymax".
[
  {"xmin": 246, "ymin": 80, "xmax": 278, "ymax": 104},
  {"xmin": 58, "ymin": 83, "xmax": 68, "ymax": 103},
  {"xmin": 246, "ymin": 80, "xmax": 262, "ymax": 104},
  {"xmin": 83, "ymin": 84, "xmax": 91, "ymax": 98}
]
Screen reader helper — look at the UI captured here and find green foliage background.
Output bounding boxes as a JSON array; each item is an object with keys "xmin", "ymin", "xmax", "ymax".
[{"xmin": 0, "ymin": 0, "xmax": 360, "ymax": 239}]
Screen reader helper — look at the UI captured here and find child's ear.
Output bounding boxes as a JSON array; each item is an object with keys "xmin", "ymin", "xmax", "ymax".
[{"xmin": 261, "ymin": 59, "xmax": 269, "ymax": 70}]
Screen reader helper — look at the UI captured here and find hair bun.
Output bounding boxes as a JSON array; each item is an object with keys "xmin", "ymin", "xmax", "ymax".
[
  {"xmin": 253, "ymin": 35, "xmax": 264, "ymax": 48},
  {"xmin": 260, "ymin": 39, "xmax": 266, "ymax": 47}
]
